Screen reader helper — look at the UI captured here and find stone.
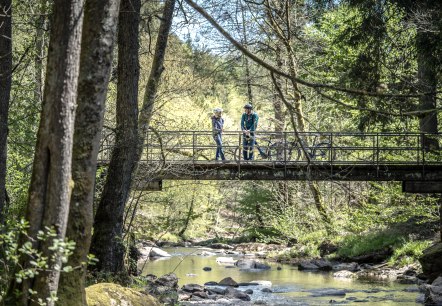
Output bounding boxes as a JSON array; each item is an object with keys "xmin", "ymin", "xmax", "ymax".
[
  {"xmin": 332, "ymin": 262, "xmax": 359, "ymax": 272},
  {"xmin": 298, "ymin": 261, "xmax": 319, "ymax": 270},
  {"xmin": 236, "ymin": 259, "xmax": 271, "ymax": 270},
  {"xmin": 149, "ymin": 247, "xmax": 171, "ymax": 258},
  {"xmin": 145, "ymin": 273, "xmax": 179, "ymax": 305},
  {"xmin": 86, "ymin": 283, "xmax": 160, "ymax": 306},
  {"xmin": 423, "ymin": 283, "xmax": 442, "ymax": 305},
  {"xmin": 192, "ymin": 291, "xmax": 209, "ymax": 299},
  {"xmin": 244, "ymin": 289, "xmax": 253, "ymax": 294},
  {"xmin": 261, "ymin": 288, "xmax": 272, "ymax": 293},
  {"xmin": 203, "ymin": 266, "xmax": 212, "ymax": 271},
  {"xmin": 178, "ymin": 293, "xmax": 191, "ymax": 301},
  {"xmin": 433, "ymin": 276, "xmax": 442, "ymax": 287},
  {"xmin": 204, "ymin": 281, "xmax": 218, "ymax": 286},
  {"xmin": 333, "ymin": 270, "xmax": 356, "ymax": 279},
  {"xmin": 216, "ymin": 257, "xmax": 236, "ymax": 264},
  {"xmin": 225, "ymin": 287, "xmax": 252, "ymax": 301},
  {"xmin": 201, "ymin": 251, "xmax": 217, "ymax": 256},
  {"xmin": 277, "ymin": 266, "xmax": 282, "ymax": 270},
  {"xmin": 182, "ymin": 284, "xmax": 205, "ymax": 293},
  {"xmin": 207, "ymin": 287, "xmax": 227, "ymax": 295},
  {"xmin": 397, "ymin": 275, "xmax": 417, "ymax": 284},
  {"xmin": 219, "ymin": 277, "xmax": 238, "ymax": 287},
  {"xmin": 313, "ymin": 259, "xmax": 333, "ymax": 271},
  {"xmin": 154, "ymin": 273, "xmax": 178, "ymax": 288}
]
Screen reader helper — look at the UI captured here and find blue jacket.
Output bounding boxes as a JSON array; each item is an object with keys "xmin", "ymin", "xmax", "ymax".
[
  {"xmin": 241, "ymin": 112, "xmax": 258, "ymax": 132},
  {"xmin": 212, "ymin": 116, "xmax": 224, "ymax": 134}
]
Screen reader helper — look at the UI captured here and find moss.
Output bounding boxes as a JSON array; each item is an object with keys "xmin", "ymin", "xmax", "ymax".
[{"xmin": 86, "ymin": 283, "xmax": 160, "ymax": 306}]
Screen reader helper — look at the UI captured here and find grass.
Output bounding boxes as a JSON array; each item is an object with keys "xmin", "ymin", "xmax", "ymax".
[
  {"xmin": 336, "ymin": 230, "xmax": 405, "ymax": 258},
  {"xmin": 388, "ymin": 240, "xmax": 432, "ymax": 267}
]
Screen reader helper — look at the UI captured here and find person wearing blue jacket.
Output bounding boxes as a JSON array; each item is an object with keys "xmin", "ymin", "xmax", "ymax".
[
  {"xmin": 212, "ymin": 107, "xmax": 226, "ymax": 161},
  {"xmin": 241, "ymin": 103, "xmax": 259, "ymax": 160}
]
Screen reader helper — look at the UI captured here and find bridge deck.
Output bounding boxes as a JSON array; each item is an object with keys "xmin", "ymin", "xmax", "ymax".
[
  {"xmin": 135, "ymin": 161, "xmax": 442, "ymax": 181},
  {"xmin": 99, "ymin": 131, "xmax": 442, "ymax": 191}
]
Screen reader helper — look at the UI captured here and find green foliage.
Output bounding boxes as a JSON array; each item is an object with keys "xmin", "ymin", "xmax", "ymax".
[
  {"xmin": 336, "ymin": 230, "xmax": 404, "ymax": 258},
  {"xmin": 0, "ymin": 219, "xmax": 77, "ymax": 304},
  {"xmin": 388, "ymin": 240, "xmax": 432, "ymax": 267}
]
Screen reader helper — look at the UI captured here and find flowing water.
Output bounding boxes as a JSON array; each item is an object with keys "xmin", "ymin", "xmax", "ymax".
[{"xmin": 141, "ymin": 247, "xmax": 421, "ymax": 305}]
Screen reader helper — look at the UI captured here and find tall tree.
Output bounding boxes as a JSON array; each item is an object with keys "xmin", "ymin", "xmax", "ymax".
[
  {"xmin": 6, "ymin": 0, "xmax": 84, "ymax": 303},
  {"xmin": 0, "ymin": 0, "xmax": 12, "ymax": 223},
  {"xmin": 90, "ymin": 0, "xmax": 141, "ymax": 273},
  {"xmin": 58, "ymin": 0, "xmax": 121, "ymax": 303}
]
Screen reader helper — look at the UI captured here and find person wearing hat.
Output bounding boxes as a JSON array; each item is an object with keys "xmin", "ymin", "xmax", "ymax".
[
  {"xmin": 241, "ymin": 103, "xmax": 259, "ymax": 160},
  {"xmin": 212, "ymin": 107, "xmax": 226, "ymax": 161}
]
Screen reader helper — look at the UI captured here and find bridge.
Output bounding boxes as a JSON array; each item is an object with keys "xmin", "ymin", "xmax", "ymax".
[{"xmin": 98, "ymin": 131, "xmax": 442, "ymax": 193}]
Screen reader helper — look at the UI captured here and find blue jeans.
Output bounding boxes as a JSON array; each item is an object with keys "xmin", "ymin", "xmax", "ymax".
[
  {"xmin": 213, "ymin": 133, "xmax": 225, "ymax": 160},
  {"xmin": 243, "ymin": 134, "xmax": 255, "ymax": 160}
]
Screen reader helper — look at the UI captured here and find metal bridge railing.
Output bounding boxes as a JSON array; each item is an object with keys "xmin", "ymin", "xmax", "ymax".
[{"xmin": 98, "ymin": 131, "xmax": 442, "ymax": 166}]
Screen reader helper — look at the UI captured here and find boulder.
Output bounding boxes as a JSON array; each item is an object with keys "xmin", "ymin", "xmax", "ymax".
[
  {"xmin": 244, "ymin": 289, "xmax": 253, "ymax": 294},
  {"xmin": 182, "ymin": 284, "xmax": 204, "ymax": 293},
  {"xmin": 261, "ymin": 288, "xmax": 272, "ymax": 293},
  {"xmin": 422, "ymin": 281, "xmax": 442, "ymax": 305},
  {"xmin": 419, "ymin": 243, "xmax": 442, "ymax": 281},
  {"xmin": 332, "ymin": 262, "xmax": 359, "ymax": 272},
  {"xmin": 313, "ymin": 259, "xmax": 333, "ymax": 271},
  {"xmin": 219, "ymin": 277, "xmax": 238, "ymax": 287},
  {"xmin": 86, "ymin": 283, "xmax": 160, "ymax": 306},
  {"xmin": 192, "ymin": 291, "xmax": 209, "ymax": 299},
  {"xmin": 149, "ymin": 247, "xmax": 171, "ymax": 258},
  {"xmin": 204, "ymin": 281, "xmax": 218, "ymax": 286},
  {"xmin": 207, "ymin": 287, "xmax": 227, "ymax": 295},
  {"xmin": 145, "ymin": 273, "xmax": 179, "ymax": 305},
  {"xmin": 298, "ymin": 261, "xmax": 319, "ymax": 270},
  {"xmin": 200, "ymin": 251, "xmax": 217, "ymax": 256},
  {"xmin": 216, "ymin": 257, "xmax": 236, "ymax": 265},
  {"xmin": 235, "ymin": 259, "xmax": 271, "ymax": 270},
  {"xmin": 225, "ymin": 287, "xmax": 252, "ymax": 301},
  {"xmin": 154, "ymin": 273, "xmax": 178, "ymax": 288}
]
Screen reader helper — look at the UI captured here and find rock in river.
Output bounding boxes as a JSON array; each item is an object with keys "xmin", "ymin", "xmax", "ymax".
[{"xmin": 235, "ymin": 259, "xmax": 271, "ymax": 270}]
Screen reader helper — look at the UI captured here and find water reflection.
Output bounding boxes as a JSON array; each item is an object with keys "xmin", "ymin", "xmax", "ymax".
[{"xmin": 141, "ymin": 247, "xmax": 420, "ymax": 305}]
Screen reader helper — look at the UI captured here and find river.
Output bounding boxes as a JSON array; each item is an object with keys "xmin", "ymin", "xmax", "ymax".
[{"xmin": 141, "ymin": 247, "xmax": 421, "ymax": 305}]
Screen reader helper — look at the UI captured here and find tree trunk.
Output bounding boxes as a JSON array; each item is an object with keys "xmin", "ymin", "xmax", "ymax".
[
  {"xmin": 6, "ymin": 0, "xmax": 84, "ymax": 304},
  {"xmin": 58, "ymin": 0, "xmax": 120, "ymax": 303},
  {"xmin": 34, "ymin": 0, "xmax": 48, "ymax": 106},
  {"xmin": 416, "ymin": 29, "xmax": 438, "ymax": 151},
  {"xmin": 0, "ymin": 0, "xmax": 12, "ymax": 223},
  {"xmin": 90, "ymin": 0, "xmax": 141, "ymax": 273},
  {"xmin": 137, "ymin": 0, "xmax": 176, "ymax": 158}
]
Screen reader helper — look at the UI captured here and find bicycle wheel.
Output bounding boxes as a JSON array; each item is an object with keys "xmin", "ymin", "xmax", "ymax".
[
  {"xmin": 313, "ymin": 142, "xmax": 332, "ymax": 161},
  {"xmin": 268, "ymin": 142, "xmax": 294, "ymax": 161}
]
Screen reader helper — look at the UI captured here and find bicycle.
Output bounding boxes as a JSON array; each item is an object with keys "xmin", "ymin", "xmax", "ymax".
[{"xmin": 231, "ymin": 133, "xmax": 332, "ymax": 162}]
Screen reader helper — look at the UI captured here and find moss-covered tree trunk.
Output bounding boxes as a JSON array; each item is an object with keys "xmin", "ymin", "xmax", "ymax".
[
  {"xmin": 6, "ymin": 0, "xmax": 84, "ymax": 303},
  {"xmin": 90, "ymin": 0, "xmax": 141, "ymax": 274},
  {"xmin": 0, "ymin": 0, "xmax": 12, "ymax": 223},
  {"xmin": 57, "ymin": 0, "xmax": 121, "ymax": 303}
]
